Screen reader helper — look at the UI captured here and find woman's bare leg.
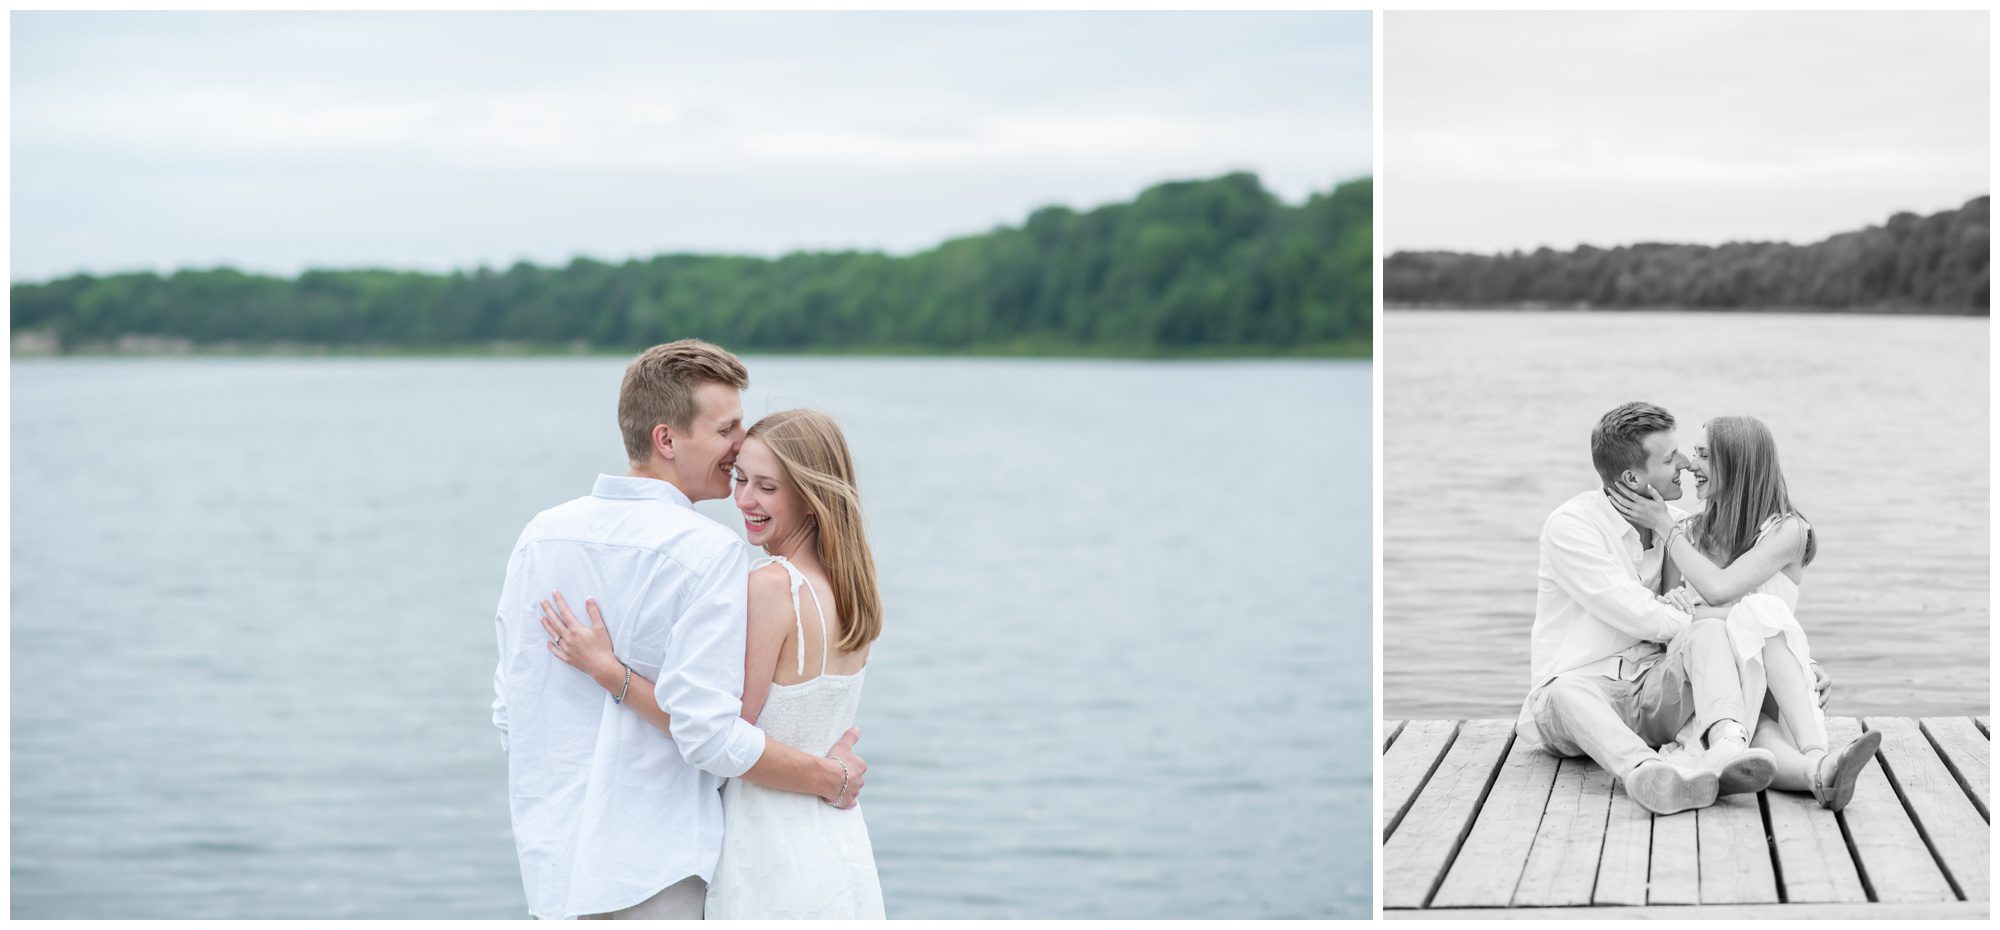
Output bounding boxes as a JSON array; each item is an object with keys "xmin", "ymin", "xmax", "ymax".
[
  {"xmin": 1751, "ymin": 713, "xmax": 1817, "ymax": 792},
  {"xmin": 1762, "ymin": 638, "xmax": 1829, "ymax": 754},
  {"xmin": 1756, "ymin": 635, "xmax": 1880, "ymax": 809}
]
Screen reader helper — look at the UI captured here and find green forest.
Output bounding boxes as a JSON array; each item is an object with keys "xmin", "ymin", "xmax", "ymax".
[
  {"xmin": 11, "ymin": 173, "xmax": 1372, "ymax": 357},
  {"xmin": 1385, "ymin": 196, "xmax": 1988, "ymax": 313}
]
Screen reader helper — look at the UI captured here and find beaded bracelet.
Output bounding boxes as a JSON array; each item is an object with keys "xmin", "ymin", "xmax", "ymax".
[{"xmin": 823, "ymin": 756, "xmax": 850, "ymax": 807}]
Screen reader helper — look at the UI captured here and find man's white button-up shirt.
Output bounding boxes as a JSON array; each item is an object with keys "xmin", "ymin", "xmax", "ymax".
[
  {"xmin": 492, "ymin": 474, "xmax": 767, "ymax": 919},
  {"xmin": 1515, "ymin": 488, "xmax": 1694, "ymax": 751}
]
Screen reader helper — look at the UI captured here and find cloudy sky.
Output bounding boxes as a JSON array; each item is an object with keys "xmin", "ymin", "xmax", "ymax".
[
  {"xmin": 1386, "ymin": 12, "xmax": 1988, "ymax": 253},
  {"xmin": 11, "ymin": 12, "xmax": 1371, "ymax": 282}
]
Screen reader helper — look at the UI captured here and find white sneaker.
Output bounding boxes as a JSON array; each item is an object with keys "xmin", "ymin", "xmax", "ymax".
[
  {"xmin": 1705, "ymin": 741, "xmax": 1778, "ymax": 796},
  {"xmin": 1626, "ymin": 759, "xmax": 1719, "ymax": 815}
]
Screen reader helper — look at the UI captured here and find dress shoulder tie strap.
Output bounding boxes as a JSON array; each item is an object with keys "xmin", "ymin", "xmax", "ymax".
[
  {"xmin": 1755, "ymin": 512, "xmax": 1813, "ymax": 560},
  {"xmin": 752, "ymin": 555, "xmax": 833, "ymax": 678}
]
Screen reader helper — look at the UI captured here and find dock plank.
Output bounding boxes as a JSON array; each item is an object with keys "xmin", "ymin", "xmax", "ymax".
[
  {"xmin": 1382, "ymin": 720, "xmax": 1513, "ymax": 909},
  {"xmin": 1395, "ymin": 902, "xmax": 1990, "ymax": 920},
  {"xmin": 1828, "ymin": 717, "xmax": 1956, "ymax": 903},
  {"xmin": 1430, "ymin": 734, "xmax": 1562, "ymax": 908},
  {"xmin": 1920, "ymin": 717, "xmax": 1989, "ymax": 822},
  {"xmin": 1696, "ymin": 792, "xmax": 1778, "ymax": 903},
  {"xmin": 1592, "ymin": 778, "xmax": 1652, "ymax": 906},
  {"xmin": 1381, "ymin": 717, "xmax": 1987, "ymax": 914},
  {"xmin": 1512, "ymin": 758, "xmax": 1613, "ymax": 907},
  {"xmin": 1647, "ymin": 803, "xmax": 1699, "ymax": 905},
  {"xmin": 1766, "ymin": 788, "xmax": 1868, "ymax": 904},
  {"xmin": 1383, "ymin": 720, "xmax": 1458, "ymax": 841},
  {"xmin": 1867, "ymin": 716, "xmax": 1988, "ymax": 900}
]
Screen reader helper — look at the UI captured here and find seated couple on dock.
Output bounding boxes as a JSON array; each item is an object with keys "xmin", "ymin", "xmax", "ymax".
[
  {"xmin": 492, "ymin": 340, "xmax": 886, "ymax": 919},
  {"xmin": 1516, "ymin": 401, "xmax": 1880, "ymax": 816}
]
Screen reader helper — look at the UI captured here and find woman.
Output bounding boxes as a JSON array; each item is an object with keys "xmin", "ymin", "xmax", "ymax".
[
  {"xmin": 1611, "ymin": 414, "xmax": 1879, "ymax": 811},
  {"xmin": 539, "ymin": 408, "xmax": 887, "ymax": 918}
]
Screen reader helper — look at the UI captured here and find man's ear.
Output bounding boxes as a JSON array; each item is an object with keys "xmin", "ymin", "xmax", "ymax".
[
  {"xmin": 1619, "ymin": 470, "xmax": 1641, "ymax": 491},
  {"xmin": 653, "ymin": 423, "xmax": 676, "ymax": 461}
]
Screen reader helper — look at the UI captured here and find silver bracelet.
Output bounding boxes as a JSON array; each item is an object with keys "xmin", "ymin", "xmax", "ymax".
[
  {"xmin": 823, "ymin": 756, "xmax": 850, "ymax": 807},
  {"xmin": 613, "ymin": 663, "xmax": 632, "ymax": 704}
]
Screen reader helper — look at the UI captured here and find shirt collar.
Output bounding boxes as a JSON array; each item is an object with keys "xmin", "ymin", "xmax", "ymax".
[
  {"xmin": 1584, "ymin": 486, "xmax": 1632, "ymax": 536},
  {"xmin": 592, "ymin": 473, "xmax": 694, "ymax": 510}
]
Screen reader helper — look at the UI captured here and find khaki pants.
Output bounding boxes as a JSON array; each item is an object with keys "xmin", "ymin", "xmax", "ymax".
[
  {"xmin": 582, "ymin": 876, "xmax": 706, "ymax": 920},
  {"xmin": 1531, "ymin": 617, "xmax": 1746, "ymax": 779}
]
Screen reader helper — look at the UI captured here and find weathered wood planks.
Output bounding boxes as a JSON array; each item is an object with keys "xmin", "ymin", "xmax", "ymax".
[
  {"xmin": 1393, "ymin": 902, "xmax": 1990, "ymax": 919},
  {"xmin": 1920, "ymin": 716, "xmax": 1990, "ymax": 821},
  {"xmin": 1381, "ymin": 719, "xmax": 1513, "ymax": 909},
  {"xmin": 1429, "ymin": 735, "xmax": 1561, "ymax": 908},
  {"xmin": 1866, "ymin": 716, "xmax": 1989, "ymax": 900},
  {"xmin": 1382, "ymin": 716, "xmax": 1988, "ymax": 913},
  {"xmin": 1765, "ymin": 788, "xmax": 1867, "ymax": 904},
  {"xmin": 1382, "ymin": 719, "xmax": 1458, "ymax": 841},
  {"xmin": 1826, "ymin": 717, "xmax": 1958, "ymax": 903},
  {"xmin": 1511, "ymin": 759, "xmax": 1613, "ymax": 907},
  {"xmin": 1695, "ymin": 792, "xmax": 1778, "ymax": 904},
  {"xmin": 1645, "ymin": 802, "xmax": 1699, "ymax": 905},
  {"xmin": 1592, "ymin": 778, "xmax": 1652, "ymax": 906}
]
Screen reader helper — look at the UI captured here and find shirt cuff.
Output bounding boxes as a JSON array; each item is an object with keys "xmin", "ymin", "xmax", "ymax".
[
  {"xmin": 1659, "ymin": 607, "xmax": 1693, "ymax": 642},
  {"xmin": 707, "ymin": 717, "xmax": 768, "ymax": 779}
]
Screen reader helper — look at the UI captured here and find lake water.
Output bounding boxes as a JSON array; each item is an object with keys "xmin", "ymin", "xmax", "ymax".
[
  {"xmin": 1384, "ymin": 310, "xmax": 1989, "ymax": 720},
  {"xmin": 11, "ymin": 355, "xmax": 1372, "ymax": 919}
]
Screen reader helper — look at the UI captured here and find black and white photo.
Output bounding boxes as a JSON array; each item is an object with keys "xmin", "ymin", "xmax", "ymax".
[{"xmin": 1379, "ymin": 11, "xmax": 1990, "ymax": 918}]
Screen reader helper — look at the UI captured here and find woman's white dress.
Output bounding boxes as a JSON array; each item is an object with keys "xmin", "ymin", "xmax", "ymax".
[
  {"xmin": 704, "ymin": 556, "xmax": 885, "ymax": 919},
  {"xmin": 1666, "ymin": 513, "xmax": 1826, "ymax": 754}
]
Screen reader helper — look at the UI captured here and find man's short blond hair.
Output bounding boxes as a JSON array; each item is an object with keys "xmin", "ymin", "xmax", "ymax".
[{"xmin": 617, "ymin": 340, "xmax": 749, "ymax": 462}]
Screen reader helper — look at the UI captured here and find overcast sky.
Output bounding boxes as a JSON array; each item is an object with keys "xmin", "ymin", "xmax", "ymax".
[
  {"xmin": 11, "ymin": 12, "xmax": 1370, "ymax": 282},
  {"xmin": 1386, "ymin": 12, "xmax": 1988, "ymax": 254}
]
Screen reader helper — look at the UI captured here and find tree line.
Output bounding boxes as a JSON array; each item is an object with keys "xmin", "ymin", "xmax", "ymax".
[
  {"xmin": 12, "ymin": 172, "xmax": 1372, "ymax": 355},
  {"xmin": 1385, "ymin": 196, "xmax": 1988, "ymax": 313}
]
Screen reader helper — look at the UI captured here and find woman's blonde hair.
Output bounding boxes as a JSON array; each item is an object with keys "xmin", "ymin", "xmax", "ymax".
[
  {"xmin": 749, "ymin": 409, "xmax": 882, "ymax": 652},
  {"xmin": 1693, "ymin": 414, "xmax": 1816, "ymax": 568}
]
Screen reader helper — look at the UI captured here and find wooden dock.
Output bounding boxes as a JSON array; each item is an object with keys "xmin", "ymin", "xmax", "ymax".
[{"xmin": 1383, "ymin": 716, "xmax": 1989, "ymax": 919}]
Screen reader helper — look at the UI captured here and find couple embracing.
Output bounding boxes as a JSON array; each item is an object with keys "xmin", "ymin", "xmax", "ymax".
[
  {"xmin": 1520, "ymin": 402, "xmax": 1880, "ymax": 815},
  {"xmin": 491, "ymin": 340, "xmax": 886, "ymax": 919}
]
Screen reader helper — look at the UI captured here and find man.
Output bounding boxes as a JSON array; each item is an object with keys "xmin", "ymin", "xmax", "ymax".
[
  {"xmin": 1516, "ymin": 401, "xmax": 1779, "ymax": 815},
  {"xmin": 492, "ymin": 340, "xmax": 865, "ymax": 919}
]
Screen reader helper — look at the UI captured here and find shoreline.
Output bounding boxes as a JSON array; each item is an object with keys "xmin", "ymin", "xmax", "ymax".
[
  {"xmin": 1385, "ymin": 302, "xmax": 1988, "ymax": 317},
  {"xmin": 9, "ymin": 337, "xmax": 1373, "ymax": 362}
]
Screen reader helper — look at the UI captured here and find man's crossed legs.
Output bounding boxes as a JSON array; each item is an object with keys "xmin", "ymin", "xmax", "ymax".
[{"xmin": 1531, "ymin": 618, "xmax": 1778, "ymax": 814}]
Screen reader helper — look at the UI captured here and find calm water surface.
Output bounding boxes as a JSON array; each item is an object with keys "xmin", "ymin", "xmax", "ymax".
[
  {"xmin": 1384, "ymin": 310, "xmax": 1988, "ymax": 719},
  {"xmin": 12, "ymin": 356, "xmax": 1371, "ymax": 918}
]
